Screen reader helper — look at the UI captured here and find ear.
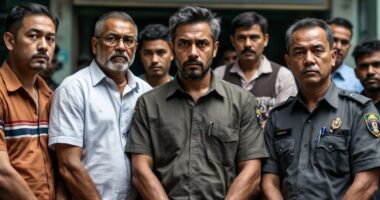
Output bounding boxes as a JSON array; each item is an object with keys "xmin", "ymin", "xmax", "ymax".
[
  {"xmin": 213, "ymin": 41, "xmax": 219, "ymax": 58},
  {"xmin": 264, "ymin": 33, "xmax": 269, "ymax": 47},
  {"xmin": 331, "ymin": 49, "xmax": 337, "ymax": 68},
  {"xmin": 3, "ymin": 32, "xmax": 15, "ymax": 51},
  {"xmin": 91, "ymin": 37, "xmax": 98, "ymax": 55}
]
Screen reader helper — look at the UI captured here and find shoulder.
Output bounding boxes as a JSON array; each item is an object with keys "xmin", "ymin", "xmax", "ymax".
[
  {"xmin": 213, "ymin": 65, "xmax": 227, "ymax": 78},
  {"xmin": 338, "ymin": 90, "xmax": 371, "ymax": 106},
  {"xmin": 270, "ymin": 96, "xmax": 296, "ymax": 112},
  {"xmin": 54, "ymin": 67, "xmax": 91, "ymax": 95},
  {"xmin": 133, "ymin": 75, "xmax": 152, "ymax": 94}
]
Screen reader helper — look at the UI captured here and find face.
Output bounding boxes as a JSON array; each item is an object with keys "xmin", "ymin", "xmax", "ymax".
[
  {"xmin": 285, "ymin": 27, "xmax": 336, "ymax": 89},
  {"xmin": 355, "ymin": 51, "xmax": 380, "ymax": 92},
  {"xmin": 173, "ymin": 22, "xmax": 219, "ymax": 80},
  {"xmin": 230, "ymin": 24, "xmax": 268, "ymax": 64},
  {"xmin": 140, "ymin": 39, "xmax": 173, "ymax": 78},
  {"xmin": 92, "ymin": 18, "xmax": 138, "ymax": 73},
  {"xmin": 221, "ymin": 50, "xmax": 237, "ymax": 65},
  {"xmin": 4, "ymin": 15, "xmax": 56, "ymax": 73},
  {"xmin": 330, "ymin": 24, "xmax": 352, "ymax": 68}
]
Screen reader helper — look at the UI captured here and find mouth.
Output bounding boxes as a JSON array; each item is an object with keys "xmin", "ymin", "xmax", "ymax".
[
  {"xmin": 149, "ymin": 65, "xmax": 162, "ymax": 71},
  {"xmin": 110, "ymin": 56, "xmax": 128, "ymax": 62},
  {"xmin": 365, "ymin": 78, "xmax": 380, "ymax": 84},
  {"xmin": 302, "ymin": 69, "xmax": 320, "ymax": 76}
]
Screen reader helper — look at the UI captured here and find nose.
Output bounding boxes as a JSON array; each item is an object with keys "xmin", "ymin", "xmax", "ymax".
[
  {"xmin": 244, "ymin": 38, "xmax": 252, "ymax": 48},
  {"xmin": 37, "ymin": 37, "xmax": 48, "ymax": 53},
  {"xmin": 152, "ymin": 53, "xmax": 159, "ymax": 63},
  {"xmin": 368, "ymin": 65, "xmax": 375, "ymax": 75},
  {"xmin": 115, "ymin": 38, "xmax": 127, "ymax": 51},
  {"xmin": 304, "ymin": 50, "xmax": 315, "ymax": 66},
  {"xmin": 334, "ymin": 41, "xmax": 342, "ymax": 50},
  {"xmin": 188, "ymin": 44, "xmax": 199, "ymax": 59}
]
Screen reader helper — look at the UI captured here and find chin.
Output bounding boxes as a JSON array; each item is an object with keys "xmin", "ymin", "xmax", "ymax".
[{"xmin": 106, "ymin": 62, "xmax": 129, "ymax": 72}]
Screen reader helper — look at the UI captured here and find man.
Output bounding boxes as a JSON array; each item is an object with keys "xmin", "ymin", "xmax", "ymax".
[
  {"xmin": 328, "ymin": 17, "xmax": 363, "ymax": 93},
  {"xmin": 0, "ymin": 3, "xmax": 61, "ymax": 199},
  {"xmin": 48, "ymin": 12, "xmax": 151, "ymax": 200},
  {"xmin": 139, "ymin": 24, "xmax": 174, "ymax": 87},
  {"xmin": 354, "ymin": 39, "xmax": 380, "ymax": 110},
  {"xmin": 40, "ymin": 45, "xmax": 61, "ymax": 90},
  {"xmin": 214, "ymin": 12, "xmax": 297, "ymax": 122},
  {"xmin": 262, "ymin": 18, "xmax": 380, "ymax": 200},
  {"xmin": 126, "ymin": 6, "xmax": 268, "ymax": 200},
  {"xmin": 220, "ymin": 48, "xmax": 237, "ymax": 65}
]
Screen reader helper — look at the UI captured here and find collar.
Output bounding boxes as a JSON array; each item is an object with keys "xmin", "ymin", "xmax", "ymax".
[
  {"xmin": 333, "ymin": 63, "xmax": 350, "ymax": 80},
  {"xmin": 165, "ymin": 72, "xmax": 226, "ymax": 100},
  {"xmin": 0, "ymin": 60, "xmax": 52, "ymax": 96},
  {"xmin": 229, "ymin": 56, "xmax": 272, "ymax": 80},
  {"xmin": 296, "ymin": 82, "xmax": 339, "ymax": 110}
]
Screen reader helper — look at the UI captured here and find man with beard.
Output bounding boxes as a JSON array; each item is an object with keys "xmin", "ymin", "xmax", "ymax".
[
  {"xmin": 126, "ymin": 6, "xmax": 268, "ymax": 200},
  {"xmin": 139, "ymin": 24, "xmax": 174, "ymax": 87},
  {"xmin": 0, "ymin": 3, "xmax": 65, "ymax": 199},
  {"xmin": 262, "ymin": 18, "xmax": 380, "ymax": 200},
  {"xmin": 328, "ymin": 17, "xmax": 363, "ymax": 93},
  {"xmin": 48, "ymin": 12, "xmax": 151, "ymax": 199},
  {"xmin": 214, "ymin": 12, "xmax": 297, "ymax": 125}
]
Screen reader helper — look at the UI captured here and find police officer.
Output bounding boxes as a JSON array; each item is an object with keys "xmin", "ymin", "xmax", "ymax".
[{"xmin": 262, "ymin": 18, "xmax": 380, "ymax": 200}]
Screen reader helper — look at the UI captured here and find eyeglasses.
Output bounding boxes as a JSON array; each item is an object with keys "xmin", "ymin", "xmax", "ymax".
[{"xmin": 96, "ymin": 35, "xmax": 137, "ymax": 48}]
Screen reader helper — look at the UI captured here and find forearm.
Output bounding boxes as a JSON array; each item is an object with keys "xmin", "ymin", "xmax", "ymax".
[
  {"xmin": 55, "ymin": 175, "xmax": 69, "ymax": 200},
  {"xmin": 262, "ymin": 173, "xmax": 284, "ymax": 200},
  {"xmin": 133, "ymin": 169, "xmax": 169, "ymax": 200},
  {"xmin": 0, "ymin": 167, "xmax": 37, "ymax": 200},
  {"xmin": 342, "ymin": 170, "xmax": 379, "ymax": 200},
  {"xmin": 59, "ymin": 164, "xmax": 101, "ymax": 200},
  {"xmin": 225, "ymin": 160, "xmax": 261, "ymax": 200}
]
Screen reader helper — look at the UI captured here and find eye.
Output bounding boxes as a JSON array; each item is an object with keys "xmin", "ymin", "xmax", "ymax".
[
  {"xmin": 28, "ymin": 33, "xmax": 38, "ymax": 41},
  {"xmin": 177, "ymin": 40, "xmax": 189, "ymax": 47},
  {"xmin": 156, "ymin": 49, "xmax": 167, "ymax": 56},
  {"xmin": 46, "ymin": 36, "xmax": 56, "ymax": 44},
  {"xmin": 123, "ymin": 36, "xmax": 135, "ymax": 45},
  {"xmin": 105, "ymin": 35, "xmax": 117, "ymax": 43},
  {"xmin": 237, "ymin": 35, "xmax": 245, "ymax": 42},
  {"xmin": 197, "ymin": 40, "xmax": 209, "ymax": 48}
]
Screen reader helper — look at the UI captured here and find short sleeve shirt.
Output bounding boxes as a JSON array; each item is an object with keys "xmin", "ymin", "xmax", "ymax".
[
  {"xmin": 126, "ymin": 75, "xmax": 268, "ymax": 199},
  {"xmin": 262, "ymin": 83, "xmax": 380, "ymax": 200},
  {"xmin": 0, "ymin": 61, "xmax": 54, "ymax": 200},
  {"xmin": 49, "ymin": 60, "xmax": 151, "ymax": 200}
]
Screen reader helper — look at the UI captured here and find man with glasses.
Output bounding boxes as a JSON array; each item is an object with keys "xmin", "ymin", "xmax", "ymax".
[
  {"xmin": 328, "ymin": 17, "xmax": 363, "ymax": 93},
  {"xmin": 48, "ymin": 11, "xmax": 151, "ymax": 199}
]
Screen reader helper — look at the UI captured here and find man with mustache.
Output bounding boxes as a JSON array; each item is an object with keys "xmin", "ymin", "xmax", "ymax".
[
  {"xmin": 262, "ymin": 18, "xmax": 380, "ymax": 200},
  {"xmin": 214, "ymin": 12, "xmax": 297, "ymax": 125},
  {"xmin": 353, "ymin": 39, "xmax": 380, "ymax": 199},
  {"xmin": 48, "ymin": 12, "xmax": 151, "ymax": 199},
  {"xmin": 328, "ymin": 17, "xmax": 363, "ymax": 93},
  {"xmin": 139, "ymin": 24, "xmax": 174, "ymax": 87},
  {"xmin": 0, "ymin": 3, "xmax": 65, "ymax": 199},
  {"xmin": 126, "ymin": 6, "xmax": 268, "ymax": 199}
]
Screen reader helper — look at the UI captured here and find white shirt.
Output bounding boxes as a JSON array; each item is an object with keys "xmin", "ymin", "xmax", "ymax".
[{"xmin": 48, "ymin": 60, "xmax": 151, "ymax": 200}]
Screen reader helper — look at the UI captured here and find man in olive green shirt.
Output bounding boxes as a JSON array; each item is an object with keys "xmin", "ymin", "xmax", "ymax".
[{"xmin": 126, "ymin": 6, "xmax": 268, "ymax": 200}]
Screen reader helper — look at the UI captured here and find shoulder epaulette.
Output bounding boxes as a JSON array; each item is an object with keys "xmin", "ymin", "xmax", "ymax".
[
  {"xmin": 271, "ymin": 96, "xmax": 296, "ymax": 112},
  {"xmin": 338, "ymin": 90, "xmax": 371, "ymax": 105}
]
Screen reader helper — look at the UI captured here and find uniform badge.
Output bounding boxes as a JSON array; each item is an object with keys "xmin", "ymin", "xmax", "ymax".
[
  {"xmin": 364, "ymin": 113, "xmax": 380, "ymax": 137},
  {"xmin": 255, "ymin": 107, "xmax": 264, "ymax": 128},
  {"xmin": 329, "ymin": 117, "xmax": 342, "ymax": 133}
]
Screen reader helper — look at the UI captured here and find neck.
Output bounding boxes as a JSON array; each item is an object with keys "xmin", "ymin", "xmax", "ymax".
[
  {"xmin": 7, "ymin": 59, "xmax": 38, "ymax": 91},
  {"xmin": 145, "ymin": 74, "xmax": 171, "ymax": 87},
  {"xmin": 178, "ymin": 70, "xmax": 211, "ymax": 102},
  {"xmin": 364, "ymin": 90, "xmax": 380, "ymax": 104},
  {"xmin": 99, "ymin": 67, "xmax": 128, "ymax": 95},
  {"xmin": 238, "ymin": 57, "xmax": 262, "ymax": 81},
  {"xmin": 300, "ymin": 80, "xmax": 331, "ymax": 112}
]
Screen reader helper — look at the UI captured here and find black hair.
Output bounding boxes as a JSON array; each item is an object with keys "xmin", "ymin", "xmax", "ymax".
[
  {"xmin": 230, "ymin": 12, "xmax": 268, "ymax": 36},
  {"xmin": 352, "ymin": 39, "xmax": 380, "ymax": 64}
]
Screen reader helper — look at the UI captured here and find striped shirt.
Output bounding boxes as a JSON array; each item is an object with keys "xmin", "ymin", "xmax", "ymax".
[{"xmin": 0, "ymin": 61, "xmax": 55, "ymax": 200}]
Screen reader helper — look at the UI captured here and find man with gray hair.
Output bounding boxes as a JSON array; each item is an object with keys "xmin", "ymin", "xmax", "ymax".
[
  {"xmin": 126, "ymin": 5, "xmax": 267, "ymax": 200},
  {"xmin": 262, "ymin": 18, "xmax": 380, "ymax": 199},
  {"xmin": 48, "ymin": 11, "xmax": 151, "ymax": 199}
]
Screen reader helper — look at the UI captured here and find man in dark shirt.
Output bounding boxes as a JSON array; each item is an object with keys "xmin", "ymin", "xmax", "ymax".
[
  {"xmin": 127, "ymin": 6, "xmax": 267, "ymax": 200},
  {"xmin": 262, "ymin": 18, "xmax": 380, "ymax": 200}
]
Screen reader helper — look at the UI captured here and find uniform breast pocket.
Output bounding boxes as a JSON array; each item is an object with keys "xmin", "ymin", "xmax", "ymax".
[
  {"xmin": 206, "ymin": 124, "xmax": 239, "ymax": 167},
  {"xmin": 274, "ymin": 138, "xmax": 295, "ymax": 173},
  {"xmin": 314, "ymin": 132, "xmax": 349, "ymax": 175}
]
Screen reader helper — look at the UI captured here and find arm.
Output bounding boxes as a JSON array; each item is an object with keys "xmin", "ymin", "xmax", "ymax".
[
  {"xmin": 131, "ymin": 154, "xmax": 169, "ymax": 200},
  {"xmin": 342, "ymin": 169, "xmax": 379, "ymax": 200},
  {"xmin": 225, "ymin": 159, "xmax": 261, "ymax": 200},
  {"xmin": 0, "ymin": 151, "xmax": 37, "ymax": 200},
  {"xmin": 262, "ymin": 173, "xmax": 284, "ymax": 200},
  {"xmin": 55, "ymin": 144, "xmax": 101, "ymax": 200}
]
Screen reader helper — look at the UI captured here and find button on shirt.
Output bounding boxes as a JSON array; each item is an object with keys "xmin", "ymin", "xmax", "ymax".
[
  {"xmin": 126, "ymin": 75, "xmax": 268, "ymax": 199},
  {"xmin": 48, "ymin": 60, "xmax": 151, "ymax": 200},
  {"xmin": 263, "ymin": 83, "xmax": 380, "ymax": 200},
  {"xmin": 332, "ymin": 63, "xmax": 363, "ymax": 93}
]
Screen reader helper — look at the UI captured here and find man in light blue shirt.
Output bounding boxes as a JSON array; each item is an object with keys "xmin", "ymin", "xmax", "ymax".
[
  {"xmin": 48, "ymin": 12, "xmax": 151, "ymax": 200},
  {"xmin": 328, "ymin": 17, "xmax": 363, "ymax": 93}
]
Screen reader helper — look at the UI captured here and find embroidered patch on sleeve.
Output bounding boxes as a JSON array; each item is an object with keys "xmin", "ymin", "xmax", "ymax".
[{"xmin": 364, "ymin": 112, "xmax": 380, "ymax": 137}]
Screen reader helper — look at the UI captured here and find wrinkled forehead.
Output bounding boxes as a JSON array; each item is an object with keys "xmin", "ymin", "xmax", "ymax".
[
  {"xmin": 290, "ymin": 27, "xmax": 329, "ymax": 48},
  {"xmin": 99, "ymin": 18, "xmax": 137, "ymax": 36}
]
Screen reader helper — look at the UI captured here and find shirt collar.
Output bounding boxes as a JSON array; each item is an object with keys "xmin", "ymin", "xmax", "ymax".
[
  {"xmin": 295, "ymin": 82, "xmax": 339, "ymax": 110},
  {"xmin": 333, "ymin": 63, "xmax": 350, "ymax": 80},
  {"xmin": 230, "ymin": 56, "xmax": 272, "ymax": 78},
  {"xmin": 0, "ymin": 60, "xmax": 52, "ymax": 96},
  {"xmin": 165, "ymin": 72, "xmax": 226, "ymax": 100}
]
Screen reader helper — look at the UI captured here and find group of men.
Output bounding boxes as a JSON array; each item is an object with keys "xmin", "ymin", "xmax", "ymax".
[{"xmin": 2, "ymin": 2, "xmax": 380, "ymax": 200}]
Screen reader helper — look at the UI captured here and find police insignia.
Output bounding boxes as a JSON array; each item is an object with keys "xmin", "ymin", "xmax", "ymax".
[
  {"xmin": 329, "ymin": 117, "xmax": 342, "ymax": 133},
  {"xmin": 364, "ymin": 113, "xmax": 380, "ymax": 137},
  {"xmin": 255, "ymin": 107, "xmax": 264, "ymax": 128}
]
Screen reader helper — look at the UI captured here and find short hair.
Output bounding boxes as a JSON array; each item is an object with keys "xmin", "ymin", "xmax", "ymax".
[
  {"xmin": 138, "ymin": 24, "xmax": 170, "ymax": 44},
  {"xmin": 169, "ymin": 6, "xmax": 220, "ymax": 42},
  {"xmin": 352, "ymin": 39, "xmax": 380, "ymax": 64},
  {"xmin": 285, "ymin": 18, "xmax": 333, "ymax": 52},
  {"xmin": 327, "ymin": 17, "xmax": 353, "ymax": 37},
  {"xmin": 5, "ymin": 2, "xmax": 59, "ymax": 34},
  {"xmin": 230, "ymin": 12, "xmax": 268, "ymax": 36},
  {"xmin": 94, "ymin": 11, "xmax": 137, "ymax": 37}
]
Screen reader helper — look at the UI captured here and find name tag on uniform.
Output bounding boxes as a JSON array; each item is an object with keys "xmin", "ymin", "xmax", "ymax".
[{"xmin": 274, "ymin": 129, "xmax": 292, "ymax": 138}]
